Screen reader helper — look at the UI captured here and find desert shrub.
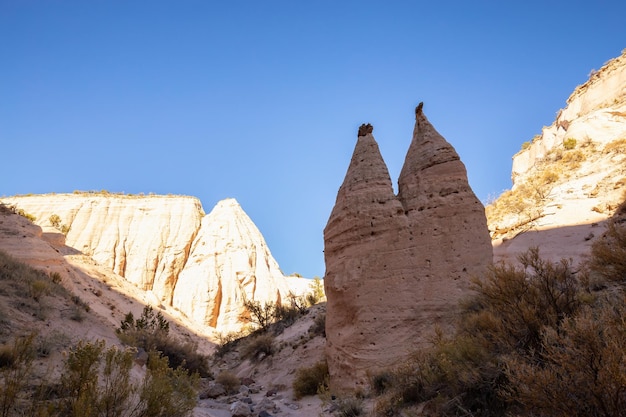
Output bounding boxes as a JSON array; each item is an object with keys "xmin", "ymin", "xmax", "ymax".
[
  {"xmin": 374, "ymin": 332, "xmax": 505, "ymax": 417},
  {"xmin": 466, "ymin": 248, "xmax": 582, "ymax": 355},
  {"xmin": 520, "ymin": 141, "xmax": 531, "ymax": 151},
  {"xmin": 30, "ymin": 279, "xmax": 50, "ymax": 301},
  {"xmin": 603, "ymin": 138, "xmax": 626, "ymax": 154},
  {"xmin": 336, "ymin": 396, "xmax": 364, "ymax": 417},
  {"xmin": 242, "ymin": 299, "xmax": 276, "ymax": 332},
  {"xmin": 293, "ymin": 361, "xmax": 329, "ymax": 399},
  {"xmin": 370, "ymin": 371, "xmax": 393, "ymax": 395},
  {"xmin": 308, "ymin": 312, "xmax": 326, "ymax": 337},
  {"xmin": 563, "ymin": 137, "xmax": 577, "ymax": 150},
  {"xmin": 117, "ymin": 306, "xmax": 209, "ymax": 377},
  {"xmin": 214, "ymin": 331, "xmax": 246, "ymax": 358},
  {"xmin": 589, "ymin": 220, "xmax": 626, "ymax": 283},
  {"xmin": 505, "ymin": 298, "xmax": 626, "ymax": 417},
  {"xmin": 50, "ymin": 271, "xmax": 62, "ymax": 284},
  {"xmin": 240, "ymin": 333, "xmax": 275, "ymax": 362},
  {"xmin": 136, "ymin": 351, "xmax": 198, "ymax": 417},
  {"xmin": 56, "ymin": 341, "xmax": 198, "ymax": 417},
  {"xmin": 155, "ymin": 338, "xmax": 211, "ymax": 377},
  {"xmin": 274, "ymin": 301, "xmax": 304, "ymax": 325},
  {"xmin": 374, "ymin": 249, "xmax": 589, "ymax": 416},
  {"xmin": 49, "ymin": 214, "xmax": 61, "ymax": 228},
  {"xmin": 306, "ymin": 277, "xmax": 325, "ymax": 305},
  {"xmin": 560, "ymin": 149, "xmax": 586, "ymax": 168},
  {"xmin": 15, "ymin": 208, "xmax": 36, "ymax": 222},
  {"xmin": 58, "ymin": 340, "xmax": 106, "ymax": 415},
  {"xmin": 215, "ymin": 371, "xmax": 240, "ymax": 394},
  {"xmin": 0, "ymin": 334, "xmax": 36, "ymax": 417}
]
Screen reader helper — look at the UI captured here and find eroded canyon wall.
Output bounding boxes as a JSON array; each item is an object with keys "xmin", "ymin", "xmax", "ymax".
[{"xmin": 2, "ymin": 194, "xmax": 291, "ymax": 331}]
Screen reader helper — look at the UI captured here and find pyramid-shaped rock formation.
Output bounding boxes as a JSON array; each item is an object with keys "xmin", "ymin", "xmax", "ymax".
[
  {"xmin": 1, "ymin": 194, "xmax": 292, "ymax": 332},
  {"xmin": 324, "ymin": 104, "xmax": 493, "ymax": 393}
]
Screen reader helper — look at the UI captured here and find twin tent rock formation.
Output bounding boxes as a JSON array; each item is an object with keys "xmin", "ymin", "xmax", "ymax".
[{"xmin": 324, "ymin": 103, "xmax": 493, "ymax": 392}]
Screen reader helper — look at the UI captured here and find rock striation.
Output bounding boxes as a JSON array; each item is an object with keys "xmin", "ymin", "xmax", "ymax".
[
  {"xmin": 1, "ymin": 194, "xmax": 293, "ymax": 331},
  {"xmin": 324, "ymin": 104, "xmax": 492, "ymax": 393},
  {"xmin": 172, "ymin": 199, "xmax": 290, "ymax": 330},
  {"xmin": 512, "ymin": 50, "xmax": 626, "ymax": 183},
  {"xmin": 489, "ymin": 49, "xmax": 626, "ymax": 265}
]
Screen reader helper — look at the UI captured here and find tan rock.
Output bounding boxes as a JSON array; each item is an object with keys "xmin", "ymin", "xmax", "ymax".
[{"xmin": 324, "ymin": 105, "xmax": 492, "ymax": 393}]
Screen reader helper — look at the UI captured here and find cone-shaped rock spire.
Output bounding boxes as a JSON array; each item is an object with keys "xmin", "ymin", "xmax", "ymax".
[{"xmin": 324, "ymin": 104, "xmax": 492, "ymax": 394}]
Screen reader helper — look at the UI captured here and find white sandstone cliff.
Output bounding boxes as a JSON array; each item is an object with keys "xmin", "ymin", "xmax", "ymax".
[
  {"xmin": 490, "ymin": 50, "xmax": 626, "ymax": 264},
  {"xmin": 1, "ymin": 193, "xmax": 296, "ymax": 331}
]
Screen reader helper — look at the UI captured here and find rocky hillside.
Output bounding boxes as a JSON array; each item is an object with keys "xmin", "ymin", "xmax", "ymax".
[
  {"xmin": 488, "ymin": 50, "xmax": 626, "ymax": 264},
  {"xmin": 1, "ymin": 194, "xmax": 307, "ymax": 332}
]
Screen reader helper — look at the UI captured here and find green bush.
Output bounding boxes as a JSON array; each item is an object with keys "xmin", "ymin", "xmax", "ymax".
[{"xmin": 293, "ymin": 361, "xmax": 329, "ymax": 399}]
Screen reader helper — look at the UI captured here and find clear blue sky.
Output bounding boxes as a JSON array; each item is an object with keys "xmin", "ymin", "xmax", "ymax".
[{"xmin": 2, "ymin": 1, "xmax": 625, "ymax": 278}]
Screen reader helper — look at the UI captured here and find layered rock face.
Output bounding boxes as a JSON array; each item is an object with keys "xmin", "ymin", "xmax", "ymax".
[
  {"xmin": 324, "ymin": 105, "xmax": 492, "ymax": 393},
  {"xmin": 173, "ymin": 199, "xmax": 290, "ymax": 330},
  {"xmin": 490, "ymin": 50, "xmax": 626, "ymax": 265},
  {"xmin": 513, "ymin": 50, "xmax": 626, "ymax": 183},
  {"xmin": 2, "ymin": 194, "xmax": 291, "ymax": 331}
]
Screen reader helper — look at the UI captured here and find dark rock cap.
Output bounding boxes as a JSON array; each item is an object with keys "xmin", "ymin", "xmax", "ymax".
[{"xmin": 358, "ymin": 123, "xmax": 373, "ymax": 137}]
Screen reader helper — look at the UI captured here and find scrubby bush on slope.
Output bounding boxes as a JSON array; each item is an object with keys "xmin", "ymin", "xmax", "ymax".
[{"xmin": 374, "ymin": 219, "xmax": 626, "ymax": 417}]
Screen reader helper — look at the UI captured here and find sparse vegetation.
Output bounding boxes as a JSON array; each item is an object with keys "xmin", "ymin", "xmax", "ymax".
[
  {"xmin": 292, "ymin": 361, "xmax": 329, "ymax": 399},
  {"xmin": 0, "ymin": 334, "xmax": 36, "ymax": 417},
  {"xmin": 240, "ymin": 333, "xmax": 275, "ymax": 362},
  {"xmin": 49, "ymin": 214, "xmax": 61, "ymax": 228},
  {"xmin": 215, "ymin": 370, "xmax": 240, "ymax": 395},
  {"xmin": 336, "ymin": 396, "xmax": 364, "ymax": 417},
  {"xmin": 372, "ymin": 240, "xmax": 626, "ymax": 417},
  {"xmin": 308, "ymin": 312, "xmax": 326, "ymax": 337},
  {"xmin": 520, "ymin": 141, "xmax": 531, "ymax": 151},
  {"xmin": 117, "ymin": 306, "xmax": 210, "ymax": 377},
  {"xmin": 603, "ymin": 138, "xmax": 626, "ymax": 154},
  {"xmin": 242, "ymin": 295, "xmax": 310, "ymax": 333},
  {"xmin": 307, "ymin": 277, "xmax": 325, "ymax": 305},
  {"xmin": 563, "ymin": 137, "xmax": 577, "ymax": 150}
]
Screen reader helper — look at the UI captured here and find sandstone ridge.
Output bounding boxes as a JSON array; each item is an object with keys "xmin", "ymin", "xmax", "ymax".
[
  {"xmin": 1, "ymin": 194, "xmax": 296, "ymax": 332},
  {"xmin": 324, "ymin": 104, "xmax": 493, "ymax": 393},
  {"xmin": 489, "ymin": 49, "xmax": 626, "ymax": 265}
]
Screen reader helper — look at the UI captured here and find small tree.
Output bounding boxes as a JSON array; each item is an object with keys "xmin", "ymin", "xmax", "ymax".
[{"xmin": 242, "ymin": 299, "xmax": 276, "ymax": 332}]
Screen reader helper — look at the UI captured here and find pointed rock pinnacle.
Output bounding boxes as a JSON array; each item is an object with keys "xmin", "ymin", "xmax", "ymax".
[{"xmin": 358, "ymin": 123, "xmax": 373, "ymax": 137}]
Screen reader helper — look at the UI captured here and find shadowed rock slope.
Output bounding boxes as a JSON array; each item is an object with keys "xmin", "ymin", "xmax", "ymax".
[
  {"xmin": 1, "ymin": 194, "xmax": 296, "ymax": 332},
  {"xmin": 324, "ymin": 104, "xmax": 492, "ymax": 393}
]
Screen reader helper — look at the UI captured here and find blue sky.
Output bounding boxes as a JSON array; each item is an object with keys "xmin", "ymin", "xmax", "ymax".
[{"xmin": 2, "ymin": 1, "xmax": 625, "ymax": 278}]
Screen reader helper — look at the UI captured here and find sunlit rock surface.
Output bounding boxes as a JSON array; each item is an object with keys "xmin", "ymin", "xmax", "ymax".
[{"xmin": 324, "ymin": 105, "xmax": 492, "ymax": 393}]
